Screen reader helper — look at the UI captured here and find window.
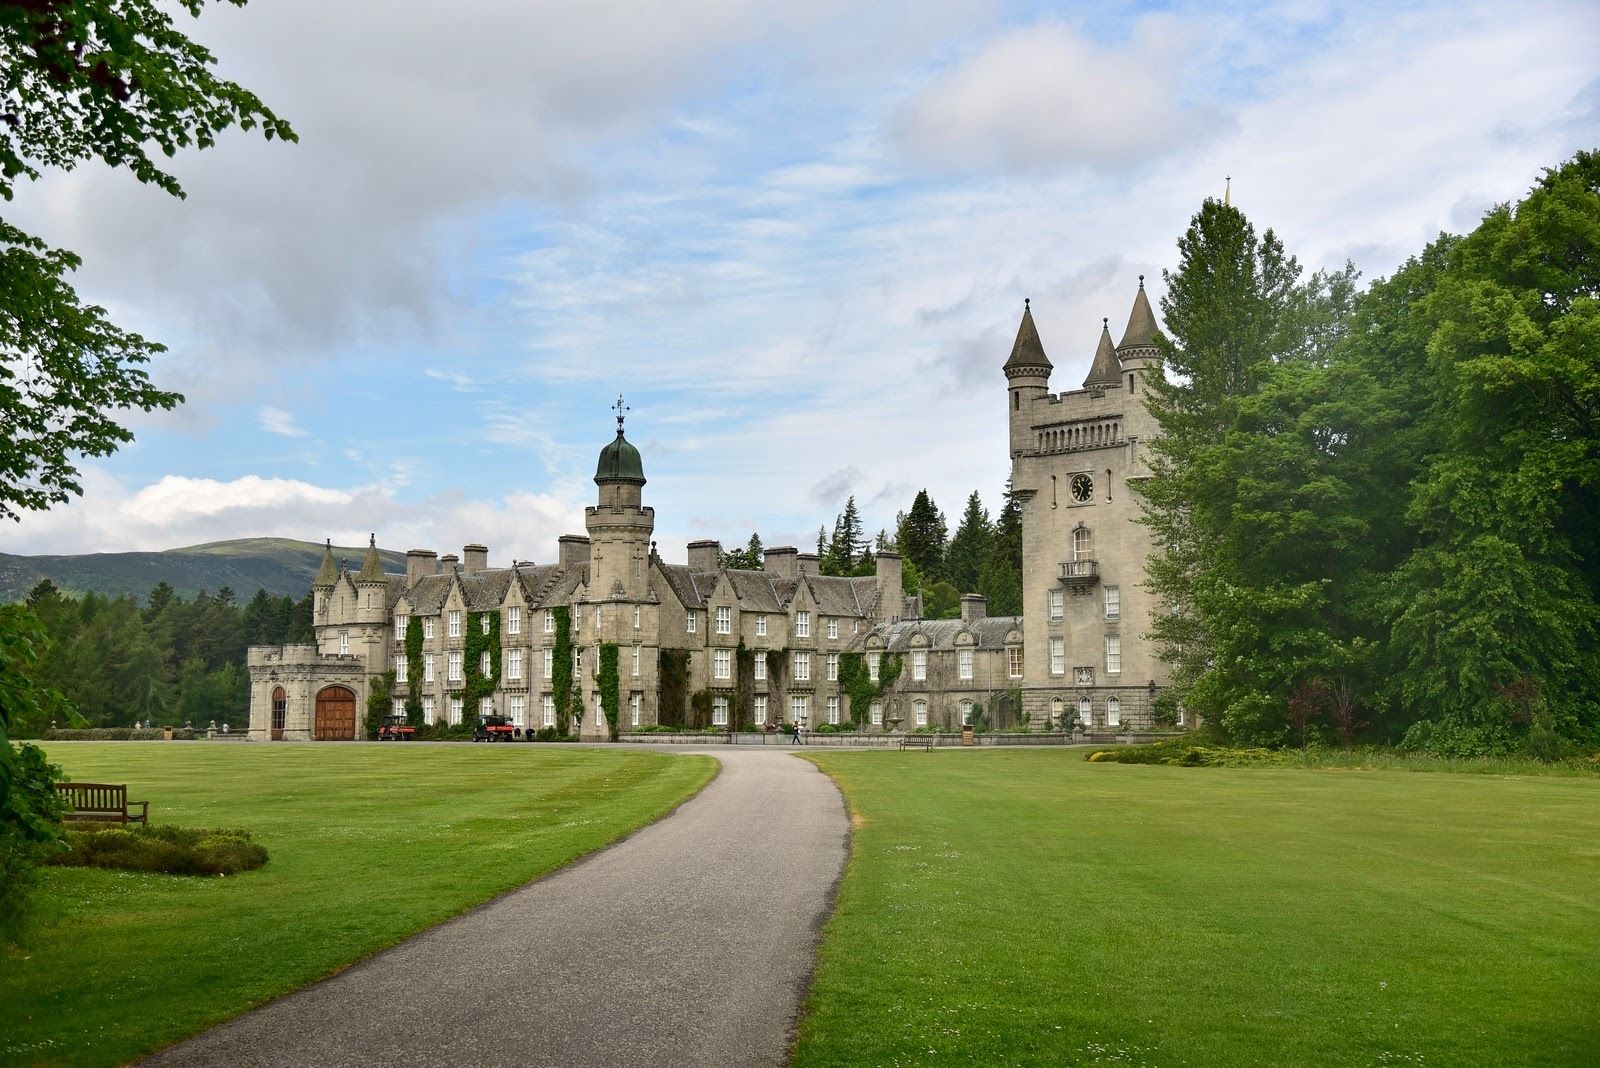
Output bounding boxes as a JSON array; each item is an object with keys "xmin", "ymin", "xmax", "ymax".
[
  {"xmin": 595, "ymin": 606, "xmax": 602, "ymax": 629},
  {"xmin": 1076, "ymin": 666, "xmax": 1095, "ymax": 685},
  {"xmin": 449, "ymin": 696, "xmax": 462, "ymax": 723},
  {"xmin": 542, "ymin": 694, "xmax": 555, "ymax": 727},
  {"xmin": 793, "ymin": 651, "xmax": 811, "ymax": 682},
  {"xmin": 543, "ymin": 648, "xmax": 553, "ymax": 679},
  {"xmin": 508, "ymin": 649, "xmax": 522, "ymax": 681},
  {"xmin": 960, "ymin": 700, "xmax": 973, "ymax": 725},
  {"xmin": 1104, "ymin": 586, "xmax": 1120, "ymax": 621},
  {"xmin": 868, "ymin": 652, "xmax": 880, "ymax": 683},
  {"xmin": 1073, "ymin": 526, "xmax": 1093, "ymax": 562},
  {"xmin": 422, "ymin": 695, "xmax": 437, "ymax": 724},
  {"xmin": 1177, "ymin": 703, "xmax": 1186, "ymax": 727},
  {"xmin": 755, "ymin": 614, "xmax": 767, "ymax": 636},
  {"xmin": 1050, "ymin": 638, "xmax": 1065, "ymax": 676},
  {"xmin": 1008, "ymin": 647, "xmax": 1023, "ymax": 679},
  {"xmin": 716, "ymin": 606, "xmax": 731, "ymax": 634},
  {"xmin": 424, "ymin": 653, "xmax": 435, "ymax": 683},
  {"xmin": 1051, "ymin": 697, "xmax": 1064, "ymax": 726},
  {"xmin": 594, "ymin": 693, "xmax": 604, "ymax": 727},
  {"xmin": 712, "ymin": 697, "xmax": 729, "ymax": 726},
  {"xmin": 1079, "ymin": 697, "xmax": 1092, "ymax": 725},
  {"xmin": 574, "ymin": 648, "xmax": 581, "ymax": 675},
  {"xmin": 686, "ymin": 611, "xmax": 696, "ymax": 634},
  {"xmin": 827, "ymin": 618, "xmax": 838, "ymax": 640},
  {"xmin": 340, "ymin": 632, "xmax": 349, "ymax": 655},
  {"xmin": 630, "ymin": 692, "xmax": 641, "ymax": 727},
  {"xmin": 1049, "ymin": 589, "xmax": 1064, "ymax": 622},
  {"xmin": 790, "ymin": 695, "xmax": 809, "ymax": 724},
  {"xmin": 754, "ymin": 655, "xmax": 766, "ymax": 681},
  {"xmin": 912, "ymin": 649, "xmax": 927, "ymax": 681},
  {"xmin": 395, "ymin": 655, "xmax": 407, "ymax": 683},
  {"xmin": 631, "ymin": 645, "xmax": 640, "ymax": 677},
  {"xmin": 479, "ymin": 650, "xmax": 491, "ymax": 676},
  {"xmin": 870, "ymin": 702, "xmax": 883, "ymax": 726},
  {"xmin": 795, "ymin": 610, "xmax": 810, "ymax": 638},
  {"xmin": 395, "ymin": 615, "xmax": 406, "ymax": 639},
  {"xmin": 481, "ymin": 614, "xmax": 491, "ymax": 635},
  {"xmin": 754, "ymin": 695, "xmax": 768, "ymax": 723},
  {"xmin": 544, "ymin": 609, "xmax": 555, "ymax": 634},
  {"xmin": 391, "ymin": 699, "xmax": 404, "ymax": 720},
  {"xmin": 448, "ymin": 650, "xmax": 462, "ymax": 682},
  {"xmin": 1105, "ymin": 635, "xmax": 1122, "ymax": 674},
  {"xmin": 827, "ymin": 653, "xmax": 839, "ymax": 681},
  {"xmin": 914, "ymin": 700, "xmax": 928, "ymax": 727},
  {"xmin": 507, "ymin": 606, "xmax": 521, "ymax": 635},
  {"xmin": 424, "ymin": 617, "xmax": 435, "ymax": 640},
  {"xmin": 448, "ymin": 610, "xmax": 460, "ymax": 638},
  {"xmin": 714, "ymin": 649, "xmax": 732, "ymax": 680},
  {"xmin": 1107, "ymin": 696, "xmax": 1121, "ymax": 726},
  {"xmin": 633, "ymin": 605, "xmax": 641, "ymax": 629},
  {"xmin": 958, "ymin": 649, "xmax": 973, "ymax": 680},
  {"xmin": 827, "ymin": 696, "xmax": 840, "ymax": 724},
  {"xmin": 510, "ymin": 694, "xmax": 525, "ymax": 727},
  {"xmin": 480, "ymin": 696, "xmax": 493, "ymax": 719}
]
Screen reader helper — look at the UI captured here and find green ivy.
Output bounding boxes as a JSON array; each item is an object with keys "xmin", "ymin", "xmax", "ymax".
[
  {"xmin": 404, "ymin": 617, "xmax": 424, "ymax": 725},
  {"xmin": 657, "ymin": 648, "xmax": 689, "ymax": 728},
  {"xmin": 734, "ymin": 641, "xmax": 756, "ymax": 728},
  {"xmin": 552, "ymin": 605, "xmax": 575, "ymax": 736},
  {"xmin": 597, "ymin": 642, "xmax": 620, "ymax": 741},
  {"xmin": 364, "ymin": 671, "xmax": 395, "ymax": 739},
  {"xmin": 839, "ymin": 651, "xmax": 902, "ymax": 729},
  {"xmin": 689, "ymin": 688, "xmax": 713, "ymax": 729},
  {"xmin": 452, "ymin": 611, "xmax": 501, "ymax": 730}
]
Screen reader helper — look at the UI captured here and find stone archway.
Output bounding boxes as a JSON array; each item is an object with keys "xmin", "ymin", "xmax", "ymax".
[
  {"xmin": 271, "ymin": 687, "xmax": 287, "ymax": 741},
  {"xmin": 314, "ymin": 686, "xmax": 357, "ymax": 741}
]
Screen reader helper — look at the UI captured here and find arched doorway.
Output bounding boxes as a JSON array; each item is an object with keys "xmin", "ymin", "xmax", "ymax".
[
  {"xmin": 271, "ymin": 687, "xmax": 287, "ymax": 741},
  {"xmin": 314, "ymin": 686, "xmax": 357, "ymax": 741}
]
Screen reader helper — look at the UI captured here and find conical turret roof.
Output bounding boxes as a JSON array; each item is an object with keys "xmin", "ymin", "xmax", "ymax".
[
  {"xmin": 357, "ymin": 534, "xmax": 386, "ymax": 583},
  {"xmin": 1117, "ymin": 276, "xmax": 1160, "ymax": 352},
  {"xmin": 1002, "ymin": 300, "xmax": 1053, "ymax": 376},
  {"xmin": 1082, "ymin": 319, "xmax": 1122, "ymax": 387},
  {"xmin": 312, "ymin": 539, "xmax": 337, "ymax": 587}
]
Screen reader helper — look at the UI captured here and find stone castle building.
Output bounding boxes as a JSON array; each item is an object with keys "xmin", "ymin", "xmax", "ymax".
[{"xmin": 248, "ymin": 283, "xmax": 1170, "ymax": 739}]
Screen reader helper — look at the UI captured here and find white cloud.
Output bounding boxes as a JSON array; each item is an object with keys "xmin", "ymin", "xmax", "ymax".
[{"xmin": 258, "ymin": 406, "xmax": 310, "ymax": 438}]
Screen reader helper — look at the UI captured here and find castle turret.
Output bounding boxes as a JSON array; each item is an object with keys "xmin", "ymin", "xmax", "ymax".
[
  {"xmin": 1116, "ymin": 276, "xmax": 1162, "ymax": 392},
  {"xmin": 312, "ymin": 538, "xmax": 337, "ymax": 618},
  {"xmin": 585, "ymin": 397, "xmax": 654, "ymax": 602},
  {"xmin": 1082, "ymin": 318, "xmax": 1122, "ymax": 389},
  {"xmin": 1004, "ymin": 299, "xmax": 1052, "ymax": 457}
]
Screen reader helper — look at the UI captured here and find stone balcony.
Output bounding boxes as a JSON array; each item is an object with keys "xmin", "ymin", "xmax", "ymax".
[{"xmin": 1058, "ymin": 559, "xmax": 1099, "ymax": 586}]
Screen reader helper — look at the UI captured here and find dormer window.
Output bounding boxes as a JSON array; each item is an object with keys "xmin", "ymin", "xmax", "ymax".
[
  {"xmin": 716, "ymin": 606, "xmax": 731, "ymax": 635},
  {"xmin": 795, "ymin": 611, "xmax": 811, "ymax": 638},
  {"xmin": 448, "ymin": 610, "xmax": 460, "ymax": 638},
  {"xmin": 827, "ymin": 618, "xmax": 838, "ymax": 640},
  {"xmin": 686, "ymin": 611, "xmax": 697, "ymax": 634},
  {"xmin": 481, "ymin": 615, "xmax": 491, "ymax": 636},
  {"xmin": 755, "ymin": 614, "xmax": 767, "ymax": 636}
]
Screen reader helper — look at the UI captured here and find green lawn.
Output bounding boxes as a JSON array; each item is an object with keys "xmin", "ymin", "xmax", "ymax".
[
  {"xmin": 796, "ymin": 750, "xmax": 1600, "ymax": 1067},
  {"xmin": 3, "ymin": 742, "xmax": 715, "ymax": 1068}
]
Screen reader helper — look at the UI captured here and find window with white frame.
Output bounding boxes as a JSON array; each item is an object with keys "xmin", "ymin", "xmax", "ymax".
[
  {"xmin": 449, "ymin": 696, "xmax": 462, "ymax": 723},
  {"xmin": 1079, "ymin": 697, "xmax": 1092, "ymax": 724},
  {"xmin": 827, "ymin": 696, "xmax": 840, "ymax": 724},
  {"xmin": 712, "ymin": 697, "xmax": 728, "ymax": 726},
  {"xmin": 395, "ymin": 615, "xmax": 406, "ymax": 639},
  {"xmin": 630, "ymin": 692, "xmax": 641, "ymax": 726},
  {"xmin": 340, "ymin": 632, "xmax": 349, "ymax": 655},
  {"xmin": 1051, "ymin": 697, "xmax": 1064, "ymax": 726},
  {"xmin": 424, "ymin": 653, "xmax": 435, "ymax": 683},
  {"xmin": 912, "ymin": 649, "xmax": 927, "ymax": 681},
  {"xmin": 507, "ymin": 606, "xmax": 520, "ymax": 635},
  {"xmin": 1073, "ymin": 526, "xmax": 1093, "ymax": 562},
  {"xmin": 1177, "ymin": 703, "xmax": 1186, "ymax": 727},
  {"xmin": 1008, "ymin": 647, "xmax": 1023, "ymax": 678},
  {"xmin": 958, "ymin": 649, "xmax": 973, "ymax": 680},
  {"xmin": 448, "ymin": 610, "xmax": 461, "ymax": 637},
  {"xmin": 914, "ymin": 700, "xmax": 928, "ymax": 726},
  {"xmin": 392, "ymin": 699, "xmax": 405, "ymax": 719},
  {"xmin": 1107, "ymin": 696, "xmax": 1121, "ymax": 726},
  {"xmin": 480, "ymin": 696, "xmax": 493, "ymax": 719},
  {"xmin": 479, "ymin": 650, "xmax": 491, "ymax": 676},
  {"xmin": 633, "ymin": 605, "xmax": 641, "ymax": 629},
  {"xmin": 574, "ymin": 648, "xmax": 581, "ymax": 677},
  {"xmin": 1049, "ymin": 588, "xmax": 1064, "ymax": 622},
  {"xmin": 544, "ymin": 609, "xmax": 555, "ymax": 634},
  {"xmin": 631, "ymin": 645, "xmax": 640, "ymax": 677},
  {"xmin": 755, "ymin": 614, "xmax": 767, "ymax": 636},
  {"xmin": 827, "ymin": 653, "xmax": 839, "ymax": 681},
  {"xmin": 423, "ymin": 695, "xmax": 436, "ymax": 724},
  {"xmin": 754, "ymin": 695, "xmax": 768, "ymax": 723},
  {"xmin": 714, "ymin": 649, "xmax": 732, "ymax": 680},
  {"xmin": 481, "ymin": 614, "xmax": 491, "ymax": 635},
  {"xmin": 754, "ymin": 655, "xmax": 766, "ymax": 681},
  {"xmin": 795, "ymin": 610, "xmax": 810, "ymax": 637},
  {"xmin": 395, "ymin": 655, "xmax": 407, "ymax": 683},
  {"xmin": 543, "ymin": 648, "xmax": 553, "ymax": 679},
  {"xmin": 424, "ymin": 617, "xmax": 435, "ymax": 640},
  {"xmin": 793, "ymin": 651, "xmax": 811, "ymax": 682},
  {"xmin": 827, "ymin": 618, "xmax": 838, "ymax": 639},
  {"xmin": 594, "ymin": 693, "xmax": 604, "ymax": 727},
  {"xmin": 510, "ymin": 694, "xmax": 525, "ymax": 726},
  {"xmin": 1104, "ymin": 586, "xmax": 1120, "ymax": 621},
  {"xmin": 790, "ymin": 694, "xmax": 808, "ymax": 723},
  {"xmin": 716, "ymin": 606, "xmax": 731, "ymax": 634},
  {"xmin": 595, "ymin": 606, "xmax": 602, "ymax": 629},
  {"xmin": 1106, "ymin": 635, "xmax": 1122, "ymax": 674},
  {"xmin": 448, "ymin": 650, "xmax": 461, "ymax": 682},
  {"xmin": 870, "ymin": 701, "xmax": 882, "ymax": 726},
  {"xmin": 868, "ymin": 652, "xmax": 880, "ymax": 682},
  {"xmin": 542, "ymin": 694, "xmax": 555, "ymax": 727},
  {"xmin": 507, "ymin": 649, "xmax": 522, "ymax": 681},
  {"xmin": 686, "ymin": 611, "xmax": 696, "ymax": 634},
  {"xmin": 1050, "ymin": 638, "xmax": 1065, "ymax": 675},
  {"xmin": 961, "ymin": 699, "xmax": 973, "ymax": 725}
]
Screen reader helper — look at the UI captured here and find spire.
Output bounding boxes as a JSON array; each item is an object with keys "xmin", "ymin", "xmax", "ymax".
[
  {"xmin": 1002, "ymin": 298, "xmax": 1053, "ymax": 377},
  {"xmin": 1117, "ymin": 276, "xmax": 1160, "ymax": 353},
  {"xmin": 312, "ymin": 538, "xmax": 337, "ymax": 587},
  {"xmin": 357, "ymin": 533, "xmax": 385, "ymax": 583},
  {"xmin": 1082, "ymin": 317, "xmax": 1121, "ymax": 388},
  {"xmin": 1224, "ymin": 174, "xmax": 1231, "ymax": 207}
]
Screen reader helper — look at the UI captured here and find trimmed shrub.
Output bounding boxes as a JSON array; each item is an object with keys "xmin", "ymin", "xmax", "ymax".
[
  {"xmin": 45, "ymin": 728, "xmax": 200, "ymax": 741},
  {"xmin": 49, "ymin": 825, "xmax": 267, "ymax": 876}
]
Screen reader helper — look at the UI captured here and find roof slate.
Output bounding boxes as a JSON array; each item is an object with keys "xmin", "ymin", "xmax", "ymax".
[
  {"xmin": 1117, "ymin": 279, "xmax": 1161, "ymax": 351},
  {"xmin": 871, "ymin": 616, "xmax": 1023, "ymax": 651}
]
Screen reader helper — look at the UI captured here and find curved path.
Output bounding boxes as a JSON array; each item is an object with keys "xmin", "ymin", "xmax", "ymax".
[{"xmin": 144, "ymin": 747, "xmax": 849, "ymax": 1068}]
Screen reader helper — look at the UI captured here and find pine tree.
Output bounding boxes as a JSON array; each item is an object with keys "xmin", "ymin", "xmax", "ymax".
[
  {"xmin": 978, "ymin": 486, "xmax": 1023, "ymax": 616},
  {"xmin": 896, "ymin": 490, "xmax": 947, "ymax": 585},
  {"xmin": 945, "ymin": 491, "xmax": 993, "ymax": 595}
]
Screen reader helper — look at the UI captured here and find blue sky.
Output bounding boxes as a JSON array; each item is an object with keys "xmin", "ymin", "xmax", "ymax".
[{"xmin": 4, "ymin": 0, "xmax": 1596, "ymax": 566}]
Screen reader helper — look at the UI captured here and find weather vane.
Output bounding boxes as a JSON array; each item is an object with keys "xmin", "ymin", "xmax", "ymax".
[{"xmin": 612, "ymin": 394, "xmax": 629, "ymax": 433}]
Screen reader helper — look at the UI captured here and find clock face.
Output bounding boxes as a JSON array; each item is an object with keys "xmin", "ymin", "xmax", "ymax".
[{"xmin": 1070, "ymin": 474, "xmax": 1094, "ymax": 502}]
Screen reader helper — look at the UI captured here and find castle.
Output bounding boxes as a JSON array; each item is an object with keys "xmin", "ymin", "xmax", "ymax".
[{"xmin": 247, "ymin": 284, "xmax": 1170, "ymax": 739}]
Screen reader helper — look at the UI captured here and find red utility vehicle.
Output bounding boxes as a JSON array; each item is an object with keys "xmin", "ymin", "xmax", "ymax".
[
  {"xmin": 473, "ymin": 714, "xmax": 516, "ymax": 742},
  {"xmin": 377, "ymin": 715, "xmax": 416, "ymax": 741}
]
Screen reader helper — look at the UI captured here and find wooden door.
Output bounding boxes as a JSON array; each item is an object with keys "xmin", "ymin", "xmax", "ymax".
[
  {"xmin": 314, "ymin": 686, "xmax": 357, "ymax": 740},
  {"xmin": 271, "ymin": 687, "xmax": 287, "ymax": 741}
]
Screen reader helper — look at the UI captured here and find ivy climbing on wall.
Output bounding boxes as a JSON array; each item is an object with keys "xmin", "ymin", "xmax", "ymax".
[
  {"xmin": 839, "ymin": 651, "xmax": 903, "ymax": 728},
  {"xmin": 456, "ymin": 610, "xmax": 501, "ymax": 729},
  {"xmin": 597, "ymin": 642, "xmax": 620, "ymax": 741},
  {"xmin": 552, "ymin": 605, "xmax": 575, "ymax": 736},
  {"xmin": 404, "ymin": 616, "xmax": 424, "ymax": 725},
  {"xmin": 657, "ymin": 648, "xmax": 689, "ymax": 728}
]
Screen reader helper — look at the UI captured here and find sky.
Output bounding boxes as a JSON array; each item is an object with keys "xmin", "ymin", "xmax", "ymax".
[{"xmin": 4, "ymin": 0, "xmax": 1596, "ymax": 566}]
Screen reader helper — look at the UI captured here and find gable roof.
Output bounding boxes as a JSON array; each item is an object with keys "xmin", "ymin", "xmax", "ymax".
[{"xmin": 869, "ymin": 616, "xmax": 1023, "ymax": 652}]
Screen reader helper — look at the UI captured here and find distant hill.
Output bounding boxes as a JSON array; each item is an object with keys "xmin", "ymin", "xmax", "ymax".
[{"xmin": 0, "ymin": 538, "xmax": 409, "ymax": 603}]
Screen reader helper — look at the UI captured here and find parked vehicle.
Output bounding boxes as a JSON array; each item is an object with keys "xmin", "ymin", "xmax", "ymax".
[
  {"xmin": 377, "ymin": 715, "xmax": 416, "ymax": 741},
  {"xmin": 473, "ymin": 714, "xmax": 516, "ymax": 742}
]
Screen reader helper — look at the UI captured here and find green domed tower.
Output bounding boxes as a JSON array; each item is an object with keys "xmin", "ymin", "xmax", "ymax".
[{"xmin": 586, "ymin": 396, "xmax": 655, "ymax": 603}]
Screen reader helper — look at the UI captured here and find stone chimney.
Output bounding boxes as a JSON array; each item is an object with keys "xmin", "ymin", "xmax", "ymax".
[
  {"xmin": 875, "ymin": 551, "xmax": 903, "ymax": 621},
  {"xmin": 439, "ymin": 553, "xmax": 459, "ymax": 573},
  {"xmin": 797, "ymin": 553, "xmax": 820, "ymax": 576},
  {"xmin": 406, "ymin": 549, "xmax": 438, "ymax": 588},
  {"xmin": 961, "ymin": 593, "xmax": 988, "ymax": 623},
  {"xmin": 764, "ymin": 546, "xmax": 798, "ymax": 578},
  {"xmin": 463, "ymin": 544, "xmax": 488, "ymax": 575},
  {"xmin": 559, "ymin": 535, "xmax": 591, "ymax": 568},
  {"xmin": 687, "ymin": 539, "xmax": 722, "ymax": 572}
]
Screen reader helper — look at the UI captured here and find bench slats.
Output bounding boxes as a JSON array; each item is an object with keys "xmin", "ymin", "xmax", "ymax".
[{"xmin": 56, "ymin": 782, "xmax": 148, "ymax": 824}]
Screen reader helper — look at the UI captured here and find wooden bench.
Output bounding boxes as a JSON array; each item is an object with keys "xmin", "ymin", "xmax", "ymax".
[
  {"xmin": 55, "ymin": 783, "xmax": 148, "ymax": 824},
  {"xmin": 899, "ymin": 735, "xmax": 936, "ymax": 751}
]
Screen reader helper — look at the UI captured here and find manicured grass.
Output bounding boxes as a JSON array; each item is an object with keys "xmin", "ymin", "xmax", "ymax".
[
  {"xmin": 3, "ymin": 743, "xmax": 714, "ymax": 1068},
  {"xmin": 796, "ymin": 750, "xmax": 1600, "ymax": 1067}
]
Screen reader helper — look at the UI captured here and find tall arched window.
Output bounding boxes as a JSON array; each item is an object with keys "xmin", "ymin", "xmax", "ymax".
[
  {"xmin": 1050, "ymin": 698, "xmax": 1064, "ymax": 728},
  {"xmin": 914, "ymin": 700, "xmax": 928, "ymax": 727},
  {"xmin": 1073, "ymin": 526, "xmax": 1093, "ymax": 561},
  {"xmin": 1078, "ymin": 697, "xmax": 1092, "ymax": 725},
  {"xmin": 271, "ymin": 687, "xmax": 287, "ymax": 741},
  {"xmin": 1106, "ymin": 696, "xmax": 1121, "ymax": 726}
]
